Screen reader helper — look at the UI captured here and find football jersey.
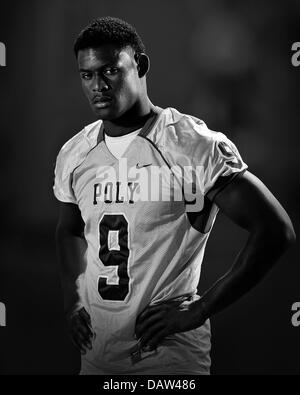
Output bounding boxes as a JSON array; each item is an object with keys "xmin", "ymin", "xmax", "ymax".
[{"xmin": 53, "ymin": 107, "xmax": 248, "ymax": 375}]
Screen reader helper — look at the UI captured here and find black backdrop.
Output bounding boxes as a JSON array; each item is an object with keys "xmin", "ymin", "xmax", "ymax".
[{"xmin": 0, "ymin": 0, "xmax": 299, "ymax": 375}]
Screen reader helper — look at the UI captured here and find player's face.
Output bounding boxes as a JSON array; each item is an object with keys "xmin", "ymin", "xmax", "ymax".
[{"xmin": 77, "ymin": 45, "xmax": 142, "ymax": 120}]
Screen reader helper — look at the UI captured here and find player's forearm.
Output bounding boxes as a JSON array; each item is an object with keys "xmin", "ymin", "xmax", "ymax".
[
  {"xmin": 196, "ymin": 224, "xmax": 295, "ymax": 323},
  {"xmin": 55, "ymin": 227, "xmax": 87, "ymax": 315}
]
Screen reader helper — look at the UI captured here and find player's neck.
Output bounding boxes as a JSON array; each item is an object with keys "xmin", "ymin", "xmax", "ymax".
[{"xmin": 103, "ymin": 99, "xmax": 155, "ymax": 137}]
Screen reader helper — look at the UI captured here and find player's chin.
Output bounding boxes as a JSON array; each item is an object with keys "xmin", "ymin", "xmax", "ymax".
[{"xmin": 92, "ymin": 104, "xmax": 118, "ymax": 120}]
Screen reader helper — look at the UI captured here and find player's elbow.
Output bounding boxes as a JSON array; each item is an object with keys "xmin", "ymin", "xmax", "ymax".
[{"xmin": 263, "ymin": 217, "xmax": 296, "ymax": 252}]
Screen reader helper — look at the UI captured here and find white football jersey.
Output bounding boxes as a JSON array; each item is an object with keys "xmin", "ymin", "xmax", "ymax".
[{"xmin": 53, "ymin": 107, "xmax": 247, "ymax": 375}]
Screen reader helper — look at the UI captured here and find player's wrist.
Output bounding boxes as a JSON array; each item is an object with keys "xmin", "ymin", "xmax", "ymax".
[{"xmin": 192, "ymin": 297, "xmax": 209, "ymax": 327}]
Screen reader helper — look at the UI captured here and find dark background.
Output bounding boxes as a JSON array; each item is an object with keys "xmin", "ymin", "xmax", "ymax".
[{"xmin": 0, "ymin": 0, "xmax": 299, "ymax": 375}]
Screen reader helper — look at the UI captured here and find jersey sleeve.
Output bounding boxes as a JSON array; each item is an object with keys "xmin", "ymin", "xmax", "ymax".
[
  {"xmin": 53, "ymin": 146, "xmax": 77, "ymax": 204},
  {"xmin": 203, "ymin": 131, "xmax": 248, "ymax": 201},
  {"xmin": 158, "ymin": 110, "xmax": 248, "ymax": 206},
  {"xmin": 53, "ymin": 121, "xmax": 102, "ymax": 205}
]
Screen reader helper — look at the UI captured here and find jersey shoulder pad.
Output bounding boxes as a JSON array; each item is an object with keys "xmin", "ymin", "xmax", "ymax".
[
  {"xmin": 53, "ymin": 119, "xmax": 102, "ymax": 203},
  {"xmin": 160, "ymin": 108, "xmax": 213, "ymax": 165}
]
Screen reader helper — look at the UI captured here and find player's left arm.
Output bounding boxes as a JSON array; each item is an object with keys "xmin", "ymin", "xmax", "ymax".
[
  {"xmin": 194, "ymin": 170, "xmax": 296, "ymax": 321},
  {"xmin": 135, "ymin": 170, "xmax": 296, "ymax": 349}
]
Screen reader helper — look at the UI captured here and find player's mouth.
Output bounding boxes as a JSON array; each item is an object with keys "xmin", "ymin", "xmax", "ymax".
[{"xmin": 92, "ymin": 96, "xmax": 112, "ymax": 108}]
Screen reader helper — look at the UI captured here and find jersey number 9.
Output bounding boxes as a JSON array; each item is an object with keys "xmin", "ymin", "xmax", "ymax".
[{"xmin": 98, "ymin": 214, "xmax": 130, "ymax": 301}]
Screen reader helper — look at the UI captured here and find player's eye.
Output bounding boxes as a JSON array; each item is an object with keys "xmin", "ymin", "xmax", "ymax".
[
  {"xmin": 80, "ymin": 73, "xmax": 93, "ymax": 80},
  {"xmin": 103, "ymin": 68, "xmax": 119, "ymax": 76}
]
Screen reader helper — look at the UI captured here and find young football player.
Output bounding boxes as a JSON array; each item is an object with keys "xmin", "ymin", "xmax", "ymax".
[{"xmin": 54, "ymin": 17, "xmax": 295, "ymax": 375}]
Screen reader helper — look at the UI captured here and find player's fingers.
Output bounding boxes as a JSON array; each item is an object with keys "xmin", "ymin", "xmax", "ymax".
[
  {"xmin": 77, "ymin": 315, "xmax": 94, "ymax": 339},
  {"xmin": 76, "ymin": 327, "xmax": 93, "ymax": 349},
  {"xmin": 138, "ymin": 300, "xmax": 182, "ymax": 322},
  {"xmin": 140, "ymin": 321, "xmax": 165, "ymax": 349},
  {"xmin": 138, "ymin": 305, "xmax": 165, "ymax": 322},
  {"xmin": 78, "ymin": 308, "xmax": 96, "ymax": 337},
  {"xmin": 135, "ymin": 311, "xmax": 162, "ymax": 338},
  {"xmin": 69, "ymin": 310, "xmax": 94, "ymax": 340},
  {"xmin": 72, "ymin": 328, "xmax": 92, "ymax": 351},
  {"xmin": 70, "ymin": 318, "xmax": 93, "ymax": 348},
  {"xmin": 147, "ymin": 330, "xmax": 168, "ymax": 350},
  {"xmin": 70, "ymin": 332, "xmax": 88, "ymax": 354},
  {"xmin": 78, "ymin": 307, "xmax": 91, "ymax": 324},
  {"xmin": 137, "ymin": 306, "xmax": 166, "ymax": 329}
]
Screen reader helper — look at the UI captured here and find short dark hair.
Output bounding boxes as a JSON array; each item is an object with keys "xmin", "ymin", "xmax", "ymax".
[{"xmin": 74, "ymin": 16, "xmax": 146, "ymax": 57}]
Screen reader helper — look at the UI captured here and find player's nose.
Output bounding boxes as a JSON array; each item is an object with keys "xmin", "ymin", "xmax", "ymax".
[{"xmin": 92, "ymin": 75, "xmax": 109, "ymax": 92}]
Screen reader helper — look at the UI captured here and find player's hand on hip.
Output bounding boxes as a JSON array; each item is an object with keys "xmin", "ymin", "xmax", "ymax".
[
  {"xmin": 135, "ymin": 298, "xmax": 206, "ymax": 351},
  {"xmin": 67, "ymin": 307, "xmax": 95, "ymax": 355}
]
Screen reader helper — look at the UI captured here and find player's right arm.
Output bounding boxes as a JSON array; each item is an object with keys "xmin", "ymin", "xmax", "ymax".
[{"xmin": 55, "ymin": 202, "xmax": 93, "ymax": 354}]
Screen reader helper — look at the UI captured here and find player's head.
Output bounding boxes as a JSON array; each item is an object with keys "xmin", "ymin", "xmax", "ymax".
[{"xmin": 74, "ymin": 16, "xmax": 149, "ymax": 120}]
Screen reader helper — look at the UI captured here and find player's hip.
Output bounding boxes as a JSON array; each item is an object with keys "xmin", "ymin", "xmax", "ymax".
[{"xmin": 80, "ymin": 320, "xmax": 211, "ymax": 375}]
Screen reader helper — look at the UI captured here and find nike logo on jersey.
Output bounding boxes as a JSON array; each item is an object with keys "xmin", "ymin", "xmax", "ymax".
[{"xmin": 136, "ymin": 163, "xmax": 152, "ymax": 169}]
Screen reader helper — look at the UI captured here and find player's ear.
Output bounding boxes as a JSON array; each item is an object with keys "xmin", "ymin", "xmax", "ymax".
[{"xmin": 135, "ymin": 53, "xmax": 150, "ymax": 78}]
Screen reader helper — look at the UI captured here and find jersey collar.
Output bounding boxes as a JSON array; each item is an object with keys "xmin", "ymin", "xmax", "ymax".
[{"xmin": 96, "ymin": 106, "xmax": 163, "ymax": 145}]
